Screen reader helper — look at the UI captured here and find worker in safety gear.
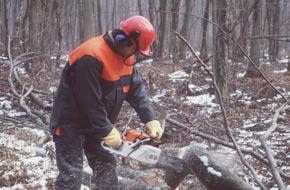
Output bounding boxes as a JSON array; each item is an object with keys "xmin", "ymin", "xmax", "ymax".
[{"xmin": 49, "ymin": 15, "xmax": 164, "ymax": 190}]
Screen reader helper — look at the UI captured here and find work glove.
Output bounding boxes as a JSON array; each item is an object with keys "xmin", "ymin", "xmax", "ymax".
[
  {"xmin": 145, "ymin": 120, "xmax": 164, "ymax": 140},
  {"xmin": 103, "ymin": 128, "xmax": 122, "ymax": 149}
]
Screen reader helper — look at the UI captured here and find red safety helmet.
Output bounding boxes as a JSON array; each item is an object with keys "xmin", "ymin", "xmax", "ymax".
[{"xmin": 120, "ymin": 16, "xmax": 156, "ymax": 56}]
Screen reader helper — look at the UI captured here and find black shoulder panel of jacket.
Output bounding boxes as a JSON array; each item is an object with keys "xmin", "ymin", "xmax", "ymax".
[
  {"xmin": 126, "ymin": 67, "xmax": 156, "ymax": 123},
  {"xmin": 70, "ymin": 55, "xmax": 113, "ymax": 137}
]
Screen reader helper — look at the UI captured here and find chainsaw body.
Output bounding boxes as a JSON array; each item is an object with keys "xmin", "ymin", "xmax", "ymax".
[
  {"xmin": 101, "ymin": 129, "xmax": 185, "ymax": 173},
  {"xmin": 101, "ymin": 129, "xmax": 161, "ymax": 165}
]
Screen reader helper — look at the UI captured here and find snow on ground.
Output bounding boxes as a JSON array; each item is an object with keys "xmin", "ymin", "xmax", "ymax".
[
  {"xmin": 278, "ymin": 58, "xmax": 289, "ymax": 64},
  {"xmin": 151, "ymin": 89, "xmax": 167, "ymax": 103},
  {"xmin": 237, "ymin": 71, "xmax": 246, "ymax": 78},
  {"xmin": 50, "ymin": 55, "xmax": 68, "ymax": 61},
  {"xmin": 0, "ymin": 56, "xmax": 8, "ymax": 60},
  {"xmin": 0, "ymin": 97, "xmax": 27, "ymax": 117},
  {"xmin": 188, "ymin": 84, "xmax": 210, "ymax": 93},
  {"xmin": 0, "ymin": 127, "xmax": 57, "ymax": 189},
  {"xmin": 273, "ymin": 68, "xmax": 287, "ymax": 73},
  {"xmin": 167, "ymin": 70, "xmax": 189, "ymax": 82},
  {"xmin": 183, "ymin": 94, "xmax": 216, "ymax": 107}
]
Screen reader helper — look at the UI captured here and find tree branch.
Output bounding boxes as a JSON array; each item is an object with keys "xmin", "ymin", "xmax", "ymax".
[{"xmin": 259, "ymin": 103, "xmax": 288, "ymax": 190}]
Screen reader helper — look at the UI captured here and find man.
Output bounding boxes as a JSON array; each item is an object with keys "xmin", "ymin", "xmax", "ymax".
[{"xmin": 50, "ymin": 15, "xmax": 164, "ymax": 190}]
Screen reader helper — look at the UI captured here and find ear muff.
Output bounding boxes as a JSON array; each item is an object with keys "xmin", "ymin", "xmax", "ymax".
[{"xmin": 114, "ymin": 33, "xmax": 132, "ymax": 47}]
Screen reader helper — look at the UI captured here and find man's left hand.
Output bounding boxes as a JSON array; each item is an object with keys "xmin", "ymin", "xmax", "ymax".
[{"xmin": 145, "ymin": 120, "xmax": 164, "ymax": 140}]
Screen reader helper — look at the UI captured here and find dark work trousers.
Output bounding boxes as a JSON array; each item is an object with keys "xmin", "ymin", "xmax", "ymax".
[{"xmin": 53, "ymin": 126, "xmax": 118, "ymax": 190}]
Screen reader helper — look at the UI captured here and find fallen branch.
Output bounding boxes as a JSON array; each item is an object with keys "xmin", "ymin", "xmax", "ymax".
[
  {"xmin": 13, "ymin": 67, "xmax": 52, "ymax": 110},
  {"xmin": 259, "ymin": 103, "xmax": 288, "ymax": 190},
  {"xmin": 0, "ymin": 114, "xmax": 23, "ymax": 124},
  {"xmin": 7, "ymin": 36, "xmax": 20, "ymax": 97},
  {"xmin": 175, "ymin": 32, "xmax": 268, "ymax": 190},
  {"xmin": 19, "ymin": 85, "xmax": 45, "ymax": 126}
]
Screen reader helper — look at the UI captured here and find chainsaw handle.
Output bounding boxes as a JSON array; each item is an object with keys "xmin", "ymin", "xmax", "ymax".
[
  {"xmin": 101, "ymin": 141, "xmax": 121, "ymax": 151},
  {"xmin": 101, "ymin": 141, "xmax": 111, "ymax": 150}
]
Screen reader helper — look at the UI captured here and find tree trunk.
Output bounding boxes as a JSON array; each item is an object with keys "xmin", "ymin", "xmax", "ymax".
[
  {"xmin": 148, "ymin": 0, "xmax": 156, "ymax": 25},
  {"xmin": 112, "ymin": 0, "xmax": 117, "ymax": 28},
  {"xmin": 200, "ymin": 0, "xmax": 210, "ymax": 61},
  {"xmin": 7, "ymin": 0, "xmax": 16, "ymax": 38},
  {"xmin": 96, "ymin": 0, "xmax": 103, "ymax": 35},
  {"xmin": 232, "ymin": 0, "xmax": 250, "ymax": 62},
  {"xmin": 27, "ymin": 0, "xmax": 42, "ymax": 52},
  {"xmin": 79, "ymin": 0, "xmax": 95, "ymax": 43},
  {"xmin": 163, "ymin": 144, "xmax": 254, "ymax": 190},
  {"xmin": 137, "ymin": 0, "xmax": 143, "ymax": 16},
  {"xmin": 179, "ymin": 0, "xmax": 194, "ymax": 59},
  {"xmin": 170, "ymin": 0, "xmax": 181, "ymax": 69},
  {"xmin": 212, "ymin": 0, "xmax": 229, "ymax": 99},
  {"xmin": 246, "ymin": 0, "xmax": 262, "ymax": 78},
  {"xmin": 53, "ymin": 0, "xmax": 63, "ymax": 70},
  {"xmin": 148, "ymin": 0, "xmax": 157, "ymax": 57},
  {"xmin": 288, "ymin": 58, "xmax": 290, "ymax": 74},
  {"xmin": 266, "ymin": 0, "xmax": 280, "ymax": 63},
  {"xmin": 3, "ymin": 0, "xmax": 9, "ymax": 55},
  {"xmin": 20, "ymin": 0, "xmax": 29, "ymax": 52},
  {"xmin": 156, "ymin": 0, "xmax": 168, "ymax": 59}
]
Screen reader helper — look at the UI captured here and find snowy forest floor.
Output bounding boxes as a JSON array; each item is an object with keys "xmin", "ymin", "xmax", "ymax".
[{"xmin": 0, "ymin": 56, "xmax": 289, "ymax": 190}]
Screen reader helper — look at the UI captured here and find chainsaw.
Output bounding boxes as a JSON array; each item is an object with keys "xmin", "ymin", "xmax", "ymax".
[{"xmin": 101, "ymin": 129, "xmax": 185, "ymax": 173}]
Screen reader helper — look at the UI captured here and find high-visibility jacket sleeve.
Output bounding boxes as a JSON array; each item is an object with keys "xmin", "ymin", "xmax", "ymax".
[
  {"xmin": 126, "ymin": 67, "xmax": 156, "ymax": 123},
  {"xmin": 72, "ymin": 55, "xmax": 113, "ymax": 137}
]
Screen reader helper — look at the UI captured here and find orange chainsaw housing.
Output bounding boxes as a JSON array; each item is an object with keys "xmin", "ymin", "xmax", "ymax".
[{"xmin": 122, "ymin": 129, "xmax": 149, "ymax": 142}]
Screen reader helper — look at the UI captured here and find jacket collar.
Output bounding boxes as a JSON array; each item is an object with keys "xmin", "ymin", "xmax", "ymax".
[{"xmin": 103, "ymin": 32, "xmax": 120, "ymax": 55}]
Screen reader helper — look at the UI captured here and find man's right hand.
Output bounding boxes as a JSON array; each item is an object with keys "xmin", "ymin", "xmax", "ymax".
[{"xmin": 103, "ymin": 128, "xmax": 122, "ymax": 149}]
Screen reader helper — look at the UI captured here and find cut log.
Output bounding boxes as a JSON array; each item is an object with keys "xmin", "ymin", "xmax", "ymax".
[
  {"xmin": 162, "ymin": 144, "xmax": 254, "ymax": 190},
  {"xmin": 81, "ymin": 144, "xmax": 254, "ymax": 190}
]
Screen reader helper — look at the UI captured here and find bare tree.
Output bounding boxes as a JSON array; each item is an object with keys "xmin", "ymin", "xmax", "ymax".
[
  {"xmin": 148, "ymin": 0, "xmax": 158, "ymax": 55},
  {"xmin": 148, "ymin": 0, "xmax": 156, "ymax": 25},
  {"xmin": 27, "ymin": 0, "xmax": 42, "ymax": 52},
  {"xmin": 170, "ymin": 0, "xmax": 181, "ymax": 68},
  {"xmin": 79, "ymin": 0, "xmax": 95, "ymax": 43},
  {"xmin": 266, "ymin": 0, "xmax": 281, "ymax": 63},
  {"xmin": 156, "ymin": 0, "xmax": 168, "ymax": 59},
  {"xmin": 212, "ymin": 0, "xmax": 229, "ymax": 99},
  {"xmin": 200, "ymin": 0, "xmax": 210, "ymax": 60},
  {"xmin": 112, "ymin": 0, "xmax": 117, "ymax": 28},
  {"xmin": 288, "ymin": 10, "xmax": 290, "ymax": 74},
  {"xmin": 137, "ymin": 0, "xmax": 143, "ymax": 16},
  {"xmin": 246, "ymin": 0, "xmax": 262, "ymax": 78},
  {"xmin": 96, "ymin": 0, "xmax": 103, "ymax": 35},
  {"xmin": 179, "ymin": 0, "xmax": 194, "ymax": 59},
  {"xmin": 2, "ymin": 0, "xmax": 9, "ymax": 55},
  {"xmin": 232, "ymin": 0, "xmax": 250, "ymax": 62}
]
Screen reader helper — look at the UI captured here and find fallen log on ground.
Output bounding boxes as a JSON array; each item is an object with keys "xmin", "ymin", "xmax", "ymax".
[
  {"xmin": 162, "ymin": 144, "xmax": 254, "ymax": 190},
  {"xmin": 81, "ymin": 143, "xmax": 253, "ymax": 190}
]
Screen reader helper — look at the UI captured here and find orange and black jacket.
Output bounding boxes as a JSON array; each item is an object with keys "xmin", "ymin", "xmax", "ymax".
[{"xmin": 49, "ymin": 33, "xmax": 156, "ymax": 137}]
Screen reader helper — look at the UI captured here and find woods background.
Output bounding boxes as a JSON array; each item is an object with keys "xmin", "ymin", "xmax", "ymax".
[{"xmin": 1, "ymin": 0, "xmax": 290, "ymax": 69}]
